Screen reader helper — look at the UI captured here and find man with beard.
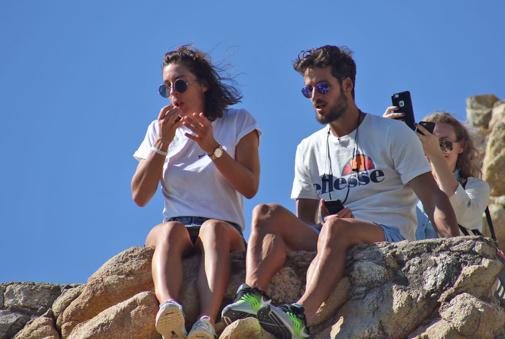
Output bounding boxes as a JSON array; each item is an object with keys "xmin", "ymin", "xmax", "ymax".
[{"xmin": 221, "ymin": 45, "xmax": 458, "ymax": 339}]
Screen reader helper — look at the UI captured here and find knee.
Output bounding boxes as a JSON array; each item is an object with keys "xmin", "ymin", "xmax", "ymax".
[
  {"xmin": 251, "ymin": 203, "xmax": 283, "ymax": 233},
  {"xmin": 145, "ymin": 221, "xmax": 187, "ymax": 248},
  {"xmin": 199, "ymin": 220, "xmax": 229, "ymax": 243},
  {"xmin": 320, "ymin": 218, "xmax": 350, "ymax": 248}
]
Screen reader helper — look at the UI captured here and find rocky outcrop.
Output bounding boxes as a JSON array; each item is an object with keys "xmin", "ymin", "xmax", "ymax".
[
  {"xmin": 2, "ymin": 94, "xmax": 505, "ymax": 338},
  {"xmin": 3, "ymin": 236, "xmax": 505, "ymax": 338},
  {"xmin": 0, "ymin": 282, "xmax": 78, "ymax": 339},
  {"xmin": 466, "ymin": 94, "xmax": 499, "ymax": 128}
]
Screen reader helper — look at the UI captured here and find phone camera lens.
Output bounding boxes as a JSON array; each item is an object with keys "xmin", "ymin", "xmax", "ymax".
[{"xmin": 399, "ymin": 100, "xmax": 405, "ymax": 107}]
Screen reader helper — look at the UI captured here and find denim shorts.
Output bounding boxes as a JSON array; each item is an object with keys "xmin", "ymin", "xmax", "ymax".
[
  {"xmin": 166, "ymin": 216, "xmax": 243, "ymax": 244},
  {"xmin": 377, "ymin": 224, "xmax": 405, "ymax": 242},
  {"xmin": 309, "ymin": 222, "xmax": 404, "ymax": 243}
]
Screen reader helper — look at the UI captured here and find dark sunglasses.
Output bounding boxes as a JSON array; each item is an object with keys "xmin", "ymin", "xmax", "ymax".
[
  {"xmin": 301, "ymin": 81, "xmax": 330, "ymax": 98},
  {"xmin": 439, "ymin": 138, "xmax": 454, "ymax": 152},
  {"xmin": 158, "ymin": 79, "xmax": 189, "ymax": 98}
]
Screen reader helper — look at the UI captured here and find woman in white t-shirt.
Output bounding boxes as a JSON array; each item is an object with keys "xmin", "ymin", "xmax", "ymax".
[
  {"xmin": 132, "ymin": 46, "xmax": 260, "ymax": 339},
  {"xmin": 384, "ymin": 109, "xmax": 490, "ymax": 239}
]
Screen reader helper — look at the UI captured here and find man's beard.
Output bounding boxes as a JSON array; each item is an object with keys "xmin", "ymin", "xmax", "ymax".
[
  {"xmin": 316, "ymin": 98, "xmax": 347, "ymax": 125},
  {"xmin": 316, "ymin": 94, "xmax": 347, "ymax": 124}
]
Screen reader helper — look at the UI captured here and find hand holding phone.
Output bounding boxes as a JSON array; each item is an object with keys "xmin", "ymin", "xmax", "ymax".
[
  {"xmin": 416, "ymin": 121, "xmax": 435, "ymax": 135},
  {"xmin": 391, "ymin": 91, "xmax": 416, "ymax": 130},
  {"xmin": 324, "ymin": 200, "xmax": 344, "ymax": 215}
]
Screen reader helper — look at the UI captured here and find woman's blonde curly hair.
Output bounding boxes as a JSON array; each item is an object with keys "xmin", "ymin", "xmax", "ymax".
[{"xmin": 423, "ymin": 112, "xmax": 481, "ymax": 179}]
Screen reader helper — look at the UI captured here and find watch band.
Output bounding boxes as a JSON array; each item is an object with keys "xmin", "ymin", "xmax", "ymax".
[{"xmin": 210, "ymin": 144, "xmax": 224, "ymax": 160}]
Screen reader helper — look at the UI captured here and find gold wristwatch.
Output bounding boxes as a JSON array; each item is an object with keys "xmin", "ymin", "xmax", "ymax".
[{"xmin": 209, "ymin": 144, "xmax": 224, "ymax": 160}]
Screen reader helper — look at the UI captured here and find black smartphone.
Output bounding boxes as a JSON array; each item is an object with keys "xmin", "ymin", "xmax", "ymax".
[
  {"xmin": 324, "ymin": 200, "xmax": 344, "ymax": 215},
  {"xmin": 391, "ymin": 91, "xmax": 416, "ymax": 130},
  {"xmin": 416, "ymin": 121, "xmax": 435, "ymax": 135}
]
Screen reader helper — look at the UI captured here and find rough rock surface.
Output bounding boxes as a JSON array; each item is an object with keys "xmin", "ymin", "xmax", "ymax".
[
  {"xmin": 67, "ymin": 291, "xmax": 159, "ymax": 339},
  {"xmin": 490, "ymin": 100, "xmax": 505, "ymax": 130},
  {"xmin": 0, "ymin": 282, "xmax": 75, "ymax": 339},
  {"xmin": 60, "ymin": 246, "xmax": 153, "ymax": 337},
  {"xmin": 4, "ymin": 283, "xmax": 63, "ymax": 313},
  {"xmin": 219, "ymin": 317, "xmax": 275, "ymax": 339},
  {"xmin": 3, "ymin": 237, "xmax": 505, "ymax": 338},
  {"xmin": 14, "ymin": 310, "xmax": 60, "ymax": 339},
  {"xmin": 483, "ymin": 121, "xmax": 505, "ymax": 197},
  {"xmin": 0, "ymin": 309, "xmax": 30, "ymax": 339},
  {"xmin": 466, "ymin": 94, "xmax": 499, "ymax": 128}
]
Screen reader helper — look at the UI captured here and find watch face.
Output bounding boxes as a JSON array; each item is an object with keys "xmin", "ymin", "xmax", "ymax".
[{"xmin": 214, "ymin": 147, "xmax": 223, "ymax": 158}]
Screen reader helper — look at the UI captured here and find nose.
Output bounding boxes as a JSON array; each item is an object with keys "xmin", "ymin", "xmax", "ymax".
[
  {"xmin": 310, "ymin": 87, "xmax": 321, "ymax": 101},
  {"xmin": 168, "ymin": 85, "xmax": 180, "ymax": 100}
]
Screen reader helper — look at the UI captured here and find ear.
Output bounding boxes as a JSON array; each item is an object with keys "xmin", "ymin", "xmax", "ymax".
[{"xmin": 342, "ymin": 77, "xmax": 353, "ymax": 96}]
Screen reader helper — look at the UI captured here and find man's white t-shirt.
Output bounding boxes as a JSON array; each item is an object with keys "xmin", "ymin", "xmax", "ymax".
[
  {"xmin": 291, "ymin": 113, "xmax": 431, "ymax": 241},
  {"xmin": 134, "ymin": 108, "xmax": 260, "ymax": 230}
]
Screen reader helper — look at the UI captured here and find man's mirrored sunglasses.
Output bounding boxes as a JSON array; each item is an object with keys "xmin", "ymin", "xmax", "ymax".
[{"xmin": 301, "ymin": 82, "xmax": 330, "ymax": 98}]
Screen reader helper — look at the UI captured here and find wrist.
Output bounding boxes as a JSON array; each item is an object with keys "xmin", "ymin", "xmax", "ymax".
[
  {"xmin": 206, "ymin": 140, "xmax": 220, "ymax": 155},
  {"xmin": 154, "ymin": 138, "xmax": 170, "ymax": 152}
]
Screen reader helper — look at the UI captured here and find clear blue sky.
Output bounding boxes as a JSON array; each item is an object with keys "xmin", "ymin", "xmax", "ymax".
[{"xmin": 1, "ymin": 1, "xmax": 504, "ymax": 284}]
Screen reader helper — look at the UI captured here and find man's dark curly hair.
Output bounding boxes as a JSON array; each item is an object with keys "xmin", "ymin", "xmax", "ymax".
[
  {"xmin": 162, "ymin": 45, "xmax": 242, "ymax": 121},
  {"xmin": 293, "ymin": 45, "xmax": 356, "ymax": 98}
]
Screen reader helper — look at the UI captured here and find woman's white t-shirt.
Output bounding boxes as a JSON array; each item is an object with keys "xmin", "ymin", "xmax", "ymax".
[{"xmin": 134, "ymin": 108, "xmax": 260, "ymax": 230}]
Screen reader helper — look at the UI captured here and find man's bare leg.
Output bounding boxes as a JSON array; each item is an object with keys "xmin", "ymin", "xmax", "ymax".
[
  {"xmin": 298, "ymin": 217, "xmax": 385, "ymax": 323},
  {"xmin": 246, "ymin": 203, "xmax": 319, "ymax": 291}
]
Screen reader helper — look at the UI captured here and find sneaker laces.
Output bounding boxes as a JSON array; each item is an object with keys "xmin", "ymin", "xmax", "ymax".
[
  {"xmin": 235, "ymin": 284, "xmax": 270, "ymax": 301},
  {"xmin": 279, "ymin": 304, "xmax": 310, "ymax": 336},
  {"xmin": 235, "ymin": 284, "xmax": 271, "ymax": 312}
]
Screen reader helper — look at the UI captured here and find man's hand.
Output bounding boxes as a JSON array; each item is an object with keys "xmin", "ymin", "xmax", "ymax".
[{"xmin": 319, "ymin": 199, "xmax": 353, "ymax": 221}]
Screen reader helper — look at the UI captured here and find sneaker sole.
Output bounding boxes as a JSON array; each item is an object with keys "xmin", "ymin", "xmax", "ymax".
[
  {"xmin": 222, "ymin": 308, "xmax": 256, "ymax": 325},
  {"xmin": 156, "ymin": 306, "xmax": 186, "ymax": 338},
  {"xmin": 257, "ymin": 306, "xmax": 292, "ymax": 339}
]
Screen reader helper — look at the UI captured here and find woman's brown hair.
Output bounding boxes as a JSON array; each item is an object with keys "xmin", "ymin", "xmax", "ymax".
[
  {"xmin": 162, "ymin": 45, "xmax": 242, "ymax": 121},
  {"xmin": 423, "ymin": 112, "xmax": 481, "ymax": 179}
]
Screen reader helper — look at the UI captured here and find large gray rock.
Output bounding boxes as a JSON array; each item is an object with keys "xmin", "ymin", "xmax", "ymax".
[
  {"xmin": 439, "ymin": 293, "xmax": 505, "ymax": 338},
  {"xmin": 0, "ymin": 285, "xmax": 4, "ymax": 308},
  {"xmin": 5, "ymin": 236, "xmax": 505, "ymax": 339},
  {"xmin": 1, "ymin": 282, "xmax": 68, "ymax": 339},
  {"xmin": 310, "ymin": 237, "xmax": 502, "ymax": 338},
  {"xmin": 4, "ymin": 282, "xmax": 63, "ymax": 313},
  {"xmin": 0, "ymin": 309, "xmax": 31, "ymax": 339}
]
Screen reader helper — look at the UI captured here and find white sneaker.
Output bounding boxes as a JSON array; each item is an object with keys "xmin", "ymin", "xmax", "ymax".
[
  {"xmin": 155, "ymin": 300, "xmax": 187, "ymax": 338},
  {"xmin": 187, "ymin": 316, "xmax": 216, "ymax": 339}
]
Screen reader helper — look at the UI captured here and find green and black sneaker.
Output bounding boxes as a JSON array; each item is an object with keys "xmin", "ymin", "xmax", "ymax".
[
  {"xmin": 221, "ymin": 283, "xmax": 271, "ymax": 325},
  {"xmin": 257, "ymin": 303, "xmax": 310, "ymax": 339}
]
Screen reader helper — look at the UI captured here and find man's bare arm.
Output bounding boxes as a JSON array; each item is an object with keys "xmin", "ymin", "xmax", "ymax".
[
  {"xmin": 296, "ymin": 198, "xmax": 319, "ymax": 225},
  {"xmin": 408, "ymin": 172, "xmax": 459, "ymax": 237}
]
